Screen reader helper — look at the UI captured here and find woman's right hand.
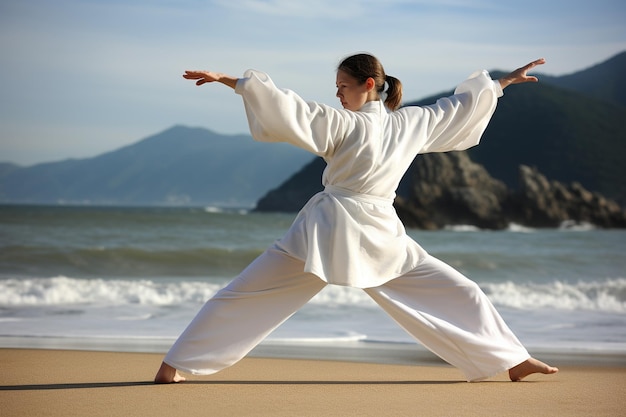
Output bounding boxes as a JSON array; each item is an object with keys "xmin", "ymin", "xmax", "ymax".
[{"xmin": 183, "ymin": 71, "xmax": 238, "ymax": 89}]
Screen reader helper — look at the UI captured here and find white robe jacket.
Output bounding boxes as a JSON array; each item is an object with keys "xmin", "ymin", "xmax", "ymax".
[{"xmin": 235, "ymin": 69, "xmax": 503, "ymax": 288}]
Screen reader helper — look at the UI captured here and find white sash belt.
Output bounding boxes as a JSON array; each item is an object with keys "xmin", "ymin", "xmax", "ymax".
[{"xmin": 324, "ymin": 185, "xmax": 394, "ymax": 206}]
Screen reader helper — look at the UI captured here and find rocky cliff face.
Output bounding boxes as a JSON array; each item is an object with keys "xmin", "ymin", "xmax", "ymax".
[
  {"xmin": 510, "ymin": 166, "xmax": 626, "ymax": 228},
  {"xmin": 396, "ymin": 152, "xmax": 626, "ymax": 229},
  {"xmin": 396, "ymin": 152, "xmax": 509, "ymax": 229},
  {"xmin": 256, "ymin": 152, "xmax": 626, "ymax": 230}
]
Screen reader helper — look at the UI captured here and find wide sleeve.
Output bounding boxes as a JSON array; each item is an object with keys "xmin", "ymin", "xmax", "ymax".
[
  {"xmin": 234, "ymin": 69, "xmax": 351, "ymax": 157},
  {"xmin": 416, "ymin": 70, "xmax": 503, "ymax": 154}
]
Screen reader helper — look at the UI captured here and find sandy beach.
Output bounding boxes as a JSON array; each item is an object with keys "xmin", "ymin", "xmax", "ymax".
[{"xmin": 2, "ymin": 348, "xmax": 625, "ymax": 417}]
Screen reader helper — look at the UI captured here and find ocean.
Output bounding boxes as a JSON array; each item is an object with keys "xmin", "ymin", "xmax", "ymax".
[{"xmin": 1, "ymin": 205, "xmax": 625, "ymax": 365}]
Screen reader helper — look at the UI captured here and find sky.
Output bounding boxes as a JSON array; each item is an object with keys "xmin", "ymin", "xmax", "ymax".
[{"xmin": 1, "ymin": 0, "xmax": 625, "ymax": 166}]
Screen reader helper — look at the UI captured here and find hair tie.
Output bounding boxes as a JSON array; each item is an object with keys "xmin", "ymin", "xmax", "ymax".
[{"xmin": 378, "ymin": 75, "xmax": 387, "ymax": 93}]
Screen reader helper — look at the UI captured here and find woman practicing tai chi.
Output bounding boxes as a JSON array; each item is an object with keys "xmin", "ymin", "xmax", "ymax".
[{"xmin": 155, "ymin": 53, "xmax": 558, "ymax": 383}]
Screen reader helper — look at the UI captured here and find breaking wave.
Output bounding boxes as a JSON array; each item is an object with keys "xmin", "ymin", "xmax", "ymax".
[{"xmin": 1, "ymin": 276, "xmax": 624, "ymax": 313}]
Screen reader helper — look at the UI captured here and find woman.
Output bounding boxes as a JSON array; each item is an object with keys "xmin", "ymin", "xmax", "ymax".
[{"xmin": 155, "ymin": 53, "xmax": 558, "ymax": 383}]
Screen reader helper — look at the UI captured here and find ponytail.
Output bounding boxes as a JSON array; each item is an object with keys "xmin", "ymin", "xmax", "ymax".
[{"xmin": 384, "ymin": 75, "xmax": 403, "ymax": 111}]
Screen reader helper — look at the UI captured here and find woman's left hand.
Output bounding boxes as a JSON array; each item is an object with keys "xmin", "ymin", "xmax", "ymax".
[{"xmin": 499, "ymin": 58, "xmax": 546, "ymax": 89}]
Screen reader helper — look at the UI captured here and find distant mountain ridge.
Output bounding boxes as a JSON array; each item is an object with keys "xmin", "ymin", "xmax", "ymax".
[
  {"xmin": 0, "ymin": 126, "xmax": 311, "ymax": 207},
  {"xmin": 537, "ymin": 51, "xmax": 626, "ymax": 108}
]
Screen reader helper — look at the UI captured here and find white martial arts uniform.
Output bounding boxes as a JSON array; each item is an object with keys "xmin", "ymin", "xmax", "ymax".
[{"xmin": 164, "ymin": 69, "xmax": 530, "ymax": 381}]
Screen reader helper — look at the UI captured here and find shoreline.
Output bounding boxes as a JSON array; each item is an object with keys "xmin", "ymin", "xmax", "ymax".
[
  {"xmin": 2, "ymin": 348, "xmax": 626, "ymax": 417},
  {"xmin": 2, "ymin": 335, "xmax": 625, "ymax": 368}
]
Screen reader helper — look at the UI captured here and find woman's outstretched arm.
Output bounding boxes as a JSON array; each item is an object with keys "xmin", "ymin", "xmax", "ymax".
[
  {"xmin": 498, "ymin": 58, "xmax": 546, "ymax": 89},
  {"xmin": 183, "ymin": 70, "xmax": 239, "ymax": 89}
]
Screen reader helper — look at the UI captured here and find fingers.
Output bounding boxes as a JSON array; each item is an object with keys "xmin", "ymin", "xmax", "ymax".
[
  {"xmin": 183, "ymin": 71, "xmax": 203, "ymax": 80},
  {"xmin": 183, "ymin": 70, "xmax": 213, "ymax": 87},
  {"xmin": 515, "ymin": 58, "xmax": 544, "ymax": 83},
  {"xmin": 522, "ymin": 58, "xmax": 545, "ymax": 71},
  {"xmin": 183, "ymin": 70, "xmax": 218, "ymax": 87}
]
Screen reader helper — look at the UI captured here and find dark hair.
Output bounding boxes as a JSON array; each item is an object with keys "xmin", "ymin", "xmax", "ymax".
[{"xmin": 337, "ymin": 53, "xmax": 403, "ymax": 111}]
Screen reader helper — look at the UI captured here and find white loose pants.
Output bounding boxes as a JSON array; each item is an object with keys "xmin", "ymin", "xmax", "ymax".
[{"xmin": 164, "ymin": 246, "xmax": 530, "ymax": 381}]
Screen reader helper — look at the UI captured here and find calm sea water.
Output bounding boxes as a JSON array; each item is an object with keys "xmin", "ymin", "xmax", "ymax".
[{"xmin": 1, "ymin": 205, "xmax": 625, "ymax": 360}]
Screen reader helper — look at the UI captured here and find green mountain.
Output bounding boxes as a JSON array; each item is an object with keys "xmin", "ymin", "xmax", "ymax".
[
  {"xmin": 467, "ymin": 82, "xmax": 625, "ymax": 204},
  {"xmin": 537, "ymin": 51, "xmax": 626, "ymax": 107},
  {"xmin": 0, "ymin": 126, "xmax": 311, "ymax": 207},
  {"xmin": 402, "ymin": 51, "xmax": 626, "ymax": 205}
]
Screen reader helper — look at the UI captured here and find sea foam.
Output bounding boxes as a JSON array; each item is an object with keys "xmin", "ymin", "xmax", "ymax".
[
  {"xmin": 482, "ymin": 278, "xmax": 626, "ymax": 312},
  {"xmin": 0, "ymin": 276, "xmax": 221, "ymax": 306},
  {"xmin": 1, "ymin": 276, "xmax": 624, "ymax": 313}
]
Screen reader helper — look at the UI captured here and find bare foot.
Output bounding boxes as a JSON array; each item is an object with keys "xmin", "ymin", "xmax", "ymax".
[
  {"xmin": 154, "ymin": 362, "xmax": 186, "ymax": 384},
  {"xmin": 509, "ymin": 357, "xmax": 558, "ymax": 381}
]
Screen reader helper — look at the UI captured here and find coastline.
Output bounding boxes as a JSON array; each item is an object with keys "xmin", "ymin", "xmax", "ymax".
[
  {"xmin": 2, "ymin": 335, "xmax": 625, "ymax": 368},
  {"xmin": 2, "ymin": 347, "xmax": 625, "ymax": 417}
]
